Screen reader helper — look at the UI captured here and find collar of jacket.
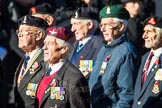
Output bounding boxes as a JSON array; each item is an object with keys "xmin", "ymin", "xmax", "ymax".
[{"xmin": 103, "ymin": 33, "xmax": 128, "ymax": 48}]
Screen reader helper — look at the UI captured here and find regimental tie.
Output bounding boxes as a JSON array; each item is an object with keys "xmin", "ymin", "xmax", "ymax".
[
  {"xmin": 45, "ymin": 67, "xmax": 52, "ymax": 76},
  {"xmin": 76, "ymin": 43, "xmax": 83, "ymax": 52},
  {"xmin": 21, "ymin": 55, "xmax": 30, "ymax": 76},
  {"xmin": 142, "ymin": 52, "xmax": 154, "ymax": 86}
]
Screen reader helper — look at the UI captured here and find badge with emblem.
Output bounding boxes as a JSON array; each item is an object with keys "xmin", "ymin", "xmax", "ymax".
[
  {"xmin": 106, "ymin": 6, "xmax": 111, "ymax": 14},
  {"xmin": 75, "ymin": 11, "xmax": 78, "ymax": 18},
  {"xmin": 26, "ymin": 83, "xmax": 38, "ymax": 98},
  {"xmin": 22, "ymin": 16, "xmax": 27, "ymax": 23},
  {"xmin": 152, "ymin": 81, "xmax": 160, "ymax": 94},
  {"xmin": 100, "ymin": 62, "xmax": 107, "ymax": 74},
  {"xmin": 50, "ymin": 87, "xmax": 65, "ymax": 100}
]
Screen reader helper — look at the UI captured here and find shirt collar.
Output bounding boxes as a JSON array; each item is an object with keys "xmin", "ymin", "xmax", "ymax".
[
  {"xmin": 152, "ymin": 47, "xmax": 162, "ymax": 57},
  {"xmin": 79, "ymin": 34, "xmax": 93, "ymax": 46},
  {"xmin": 50, "ymin": 61, "xmax": 64, "ymax": 75}
]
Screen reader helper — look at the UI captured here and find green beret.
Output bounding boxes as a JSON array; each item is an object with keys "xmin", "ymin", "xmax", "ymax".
[{"xmin": 99, "ymin": 4, "xmax": 130, "ymax": 20}]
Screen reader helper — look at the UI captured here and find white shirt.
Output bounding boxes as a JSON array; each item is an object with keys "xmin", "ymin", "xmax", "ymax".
[
  {"xmin": 49, "ymin": 61, "xmax": 64, "ymax": 75},
  {"xmin": 147, "ymin": 47, "xmax": 162, "ymax": 74}
]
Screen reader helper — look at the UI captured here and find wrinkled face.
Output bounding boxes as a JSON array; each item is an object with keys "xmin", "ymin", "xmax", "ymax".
[
  {"xmin": 71, "ymin": 18, "xmax": 89, "ymax": 41},
  {"xmin": 17, "ymin": 25, "xmax": 39, "ymax": 52},
  {"xmin": 124, "ymin": 1, "xmax": 141, "ymax": 18},
  {"xmin": 142, "ymin": 25, "xmax": 162, "ymax": 50},
  {"xmin": 43, "ymin": 36, "xmax": 64, "ymax": 65},
  {"xmin": 100, "ymin": 18, "xmax": 122, "ymax": 44}
]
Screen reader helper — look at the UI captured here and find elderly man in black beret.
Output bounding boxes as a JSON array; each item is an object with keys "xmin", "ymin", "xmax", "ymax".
[
  {"xmin": 29, "ymin": 3, "xmax": 55, "ymax": 27},
  {"xmin": 36, "ymin": 27, "xmax": 90, "ymax": 108},
  {"xmin": 14, "ymin": 15, "xmax": 48, "ymax": 108},
  {"xmin": 133, "ymin": 16, "xmax": 162, "ymax": 108},
  {"xmin": 69, "ymin": 7, "xmax": 104, "ymax": 78},
  {"xmin": 89, "ymin": 4, "xmax": 140, "ymax": 108}
]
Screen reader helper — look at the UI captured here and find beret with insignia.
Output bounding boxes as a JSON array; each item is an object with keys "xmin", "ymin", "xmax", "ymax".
[
  {"xmin": 18, "ymin": 15, "xmax": 48, "ymax": 30},
  {"xmin": 29, "ymin": 3, "xmax": 55, "ymax": 14},
  {"xmin": 72, "ymin": 7, "xmax": 99, "ymax": 21},
  {"xmin": 46, "ymin": 27, "xmax": 73, "ymax": 41},
  {"xmin": 144, "ymin": 16, "xmax": 162, "ymax": 28},
  {"xmin": 99, "ymin": 4, "xmax": 130, "ymax": 20}
]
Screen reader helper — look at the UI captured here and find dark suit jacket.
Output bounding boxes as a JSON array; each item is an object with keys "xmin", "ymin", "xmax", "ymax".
[
  {"xmin": 69, "ymin": 35, "xmax": 103, "ymax": 68},
  {"xmin": 133, "ymin": 52, "xmax": 162, "ymax": 108},
  {"xmin": 14, "ymin": 49, "xmax": 46, "ymax": 108},
  {"xmin": 40, "ymin": 60, "xmax": 90, "ymax": 108}
]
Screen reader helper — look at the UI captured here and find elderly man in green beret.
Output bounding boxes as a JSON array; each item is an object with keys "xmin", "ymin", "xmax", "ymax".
[{"xmin": 89, "ymin": 4, "xmax": 140, "ymax": 108}]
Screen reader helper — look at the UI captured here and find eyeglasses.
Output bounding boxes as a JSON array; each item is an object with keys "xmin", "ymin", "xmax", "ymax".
[
  {"xmin": 99, "ymin": 23, "xmax": 119, "ymax": 29},
  {"xmin": 99, "ymin": 23, "xmax": 114, "ymax": 29}
]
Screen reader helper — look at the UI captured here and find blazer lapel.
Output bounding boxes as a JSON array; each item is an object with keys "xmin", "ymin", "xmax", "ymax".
[
  {"xmin": 40, "ymin": 61, "xmax": 70, "ymax": 107},
  {"xmin": 139, "ymin": 53, "xmax": 162, "ymax": 98},
  {"xmin": 140, "ymin": 64, "xmax": 160, "ymax": 96},
  {"xmin": 14, "ymin": 57, "xmax": 25, "ymax": 88},
  {"xmin": 19, "ymin": 49, "xmax": 43, "ymax": 92},
  {"xmin": 74, "ymin": 38, "xmax": 95, "ymax": 65}
]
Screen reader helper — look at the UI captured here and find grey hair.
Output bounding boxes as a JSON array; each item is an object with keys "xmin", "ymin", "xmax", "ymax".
[
  {"xmin": 55, "ymin": 38, "xmax": 73, "ymax": 58},
  {"xmin": 155, "ymin": 27, "xmax": 162, "ymax": 39},
  {"xmin": 112, "ymin": 18, "xmax": 128, "ymax": 32},
  {"xmin": 82, "ymin": 19, "xmax": 99, "ymax": 32}
]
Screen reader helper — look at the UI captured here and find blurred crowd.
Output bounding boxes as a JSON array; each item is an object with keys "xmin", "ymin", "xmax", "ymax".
[{"xmin": 0, "ymin": 0, "xmax": 160, "ymax": 108}]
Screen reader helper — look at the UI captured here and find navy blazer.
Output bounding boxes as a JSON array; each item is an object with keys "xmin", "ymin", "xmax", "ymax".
[
  {"xmin": 14, "ymin": 49, "xmax": 46, "ymax": 108},
  {"xmin": 39, "ymin": 60, "xmax": 90, "ymax": 108},
  {"xmin": 133, "ymin": 52, "xmax": 162, "ymax": 108},
  {"xmin": 69, "ymin": 35, "xmax": 103, "ymax": 68}
]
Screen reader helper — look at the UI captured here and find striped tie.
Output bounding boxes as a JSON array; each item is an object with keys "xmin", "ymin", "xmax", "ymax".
[{"xmin": 142, "ymin": 52, "xmax": 154, "ymax": 86}]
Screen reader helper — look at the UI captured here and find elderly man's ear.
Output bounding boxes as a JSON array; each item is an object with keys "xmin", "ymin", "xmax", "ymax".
[
  {"xmin": 46, "ymin": 16, "xmax": 55, "ymax": 26},
  {"xmin": 87, "ymin": 21, "xmax": 94, "ymax": 29},
  {"xmin": 119, "ymin": 22, "xmax": 125, "ymax": 32},
  {"xmin": 36, "ymin": 31, "xmax": 44, "ymax": 41}
]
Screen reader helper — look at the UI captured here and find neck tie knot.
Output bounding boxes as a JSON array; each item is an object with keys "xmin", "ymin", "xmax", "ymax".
[
  {"xmin": 77, "ymin": 43, "xmax": 83, "ymax": 52},
  {"xmin": 45, "ymin": 67, "xmax": 52, "ymax": 76},
  {"xmin": 24, "ymin": 56, "xmax": 30, "ymax": 69}
]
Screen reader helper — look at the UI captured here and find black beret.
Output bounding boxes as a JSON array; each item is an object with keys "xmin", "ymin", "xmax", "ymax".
[
  {"xmin": 72, "ymin": 7, "xmax": 99, "ymax": 21},
  {"xmin": 144, "ymin": 16, "xmax": 162, "ymax": 28},
  {"xmin": 18, "ymin": 15, "xmax": 48, "ymax": 30},
  {"xmin": 29, "ymin": 3, "xmax": 54, "ymax": 14}
]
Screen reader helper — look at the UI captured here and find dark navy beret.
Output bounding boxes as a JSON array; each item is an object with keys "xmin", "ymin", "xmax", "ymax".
[
  {"xmin": 18, "ymin": 15, "xmax": 48, "ymax": 30},
  {"xmin": 144, "ymin": 16, "xmax": 162, "ymax": 28},
  {"xmin": 29, "ymin": 3, "xmax": 54, "ymax": 14},
  {"xmin": 72, "ymin": 7, "xmax": 99, "ymax": 21}
]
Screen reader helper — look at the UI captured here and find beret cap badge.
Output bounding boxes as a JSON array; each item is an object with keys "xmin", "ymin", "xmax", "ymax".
[
  {"xmin": 148, "ymin": 17, "xmax": 157, "ymax": 25},
  {"xmin": 106, "ymin": 6, "xmax": 111, "ymax": 14},
  {"xmin": 22, "ymin": 16, "xmax": 27, "ymax": 23},
  {"xmin": 74, "ymin": 11, "xmax": 79, "ymax": 18},
  {"xmin": 49, "ymin": 29, "xmax": 57, "ymax": 35}
]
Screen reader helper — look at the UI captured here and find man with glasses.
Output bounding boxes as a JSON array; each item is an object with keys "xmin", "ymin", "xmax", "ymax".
[
  {"xmin": 89, "ymin": 4, "xmax": 140, "ymax": 108},
  {"xmin": 69, "ymin": 7, "xmax": 103, "ymax": 78},
  {"xmin": 14, "ymin": 15, "xmax": 48, "ymax": 108}
]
